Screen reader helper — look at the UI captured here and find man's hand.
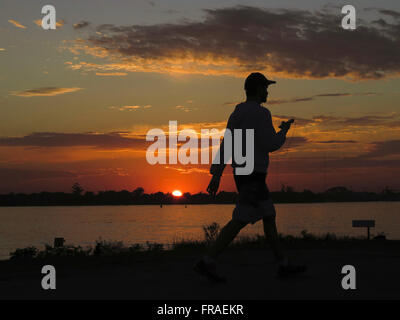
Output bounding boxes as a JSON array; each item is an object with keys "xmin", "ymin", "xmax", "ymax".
[
  {"xmin": 279, "ymin": 119, "xmax": 294, "ymax": 131},
  {"xmin": 207, "ymin": 174, "xmax": 221, "ymax": 197}
]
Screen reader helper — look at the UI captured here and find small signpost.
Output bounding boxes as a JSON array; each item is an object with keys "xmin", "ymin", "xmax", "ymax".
[
  {"xmin": 352, "ymin": 220, "xmax": 375, "ymax": 240},
  {"xmin": 54, "ymin": 237, "xmax": 65, "ymax": 248}
]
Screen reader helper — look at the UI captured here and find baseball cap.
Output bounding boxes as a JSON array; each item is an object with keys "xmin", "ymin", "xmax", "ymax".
[{"xmin": 244, "ymin": 72, "xmax": 276, "ymax": 92}]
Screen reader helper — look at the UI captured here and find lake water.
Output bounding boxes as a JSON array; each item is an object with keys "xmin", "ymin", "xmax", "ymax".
[{"xmin": 0, "ymin": 202, "xmax": 399, "ymax": 260}]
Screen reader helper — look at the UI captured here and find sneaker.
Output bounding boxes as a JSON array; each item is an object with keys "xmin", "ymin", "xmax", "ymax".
[
  {"xmin": 193, "ymin": 259, "xmax": 227, "ymax": 283},
  {"xmin": 277, "ymin": 264, "xmax": 307, "ymax": 278}
]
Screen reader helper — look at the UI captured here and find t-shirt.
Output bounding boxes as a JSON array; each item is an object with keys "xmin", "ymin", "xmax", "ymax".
[{"xmin": 210, "ymin": 100, "xmax": 287, "ymax": 176}]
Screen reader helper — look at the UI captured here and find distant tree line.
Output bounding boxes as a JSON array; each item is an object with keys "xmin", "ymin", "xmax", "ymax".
[{"xmin": 0, "ymin": 183, "xmax": 398, "ymax": 206}]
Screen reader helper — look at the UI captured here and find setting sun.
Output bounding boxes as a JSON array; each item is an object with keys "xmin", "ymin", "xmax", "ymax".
[{"xmin": 172, "ymin": 190, "xmax": 183, "ymax": 197}]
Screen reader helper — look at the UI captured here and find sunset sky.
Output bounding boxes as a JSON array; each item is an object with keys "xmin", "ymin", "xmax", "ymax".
[{"xmin": 0, "ymin": 0, "xmax": 399, "ymax": 194}]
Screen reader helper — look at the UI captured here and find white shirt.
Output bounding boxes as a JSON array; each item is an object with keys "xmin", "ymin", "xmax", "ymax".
[{"xmin": 210, "ymin": 101, "xmax": 287, "ymax": 175}]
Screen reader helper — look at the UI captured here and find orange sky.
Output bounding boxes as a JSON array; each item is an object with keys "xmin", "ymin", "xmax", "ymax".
[{"xmin": 1, "ymin": 2, "xmax": 400, "ymax": 194}]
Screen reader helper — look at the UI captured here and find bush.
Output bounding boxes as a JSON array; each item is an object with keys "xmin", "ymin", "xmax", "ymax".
[
  {"xmin": 10, "ymin": 247, "xmax": 38, "ymax": 260},
  {"xmin": 37, "ymin": 244, "xmax": 92, "ymax": 259},
  {"xmin": 324, "ymin": 233, "xmax": 337, "ymax": 241},
  {"xmin": 146, "ymin": 241, "xmax": 164, "ymax": 252},
  {"xmin": 171, "ymin": 239, "xmax": 205, "ymax": 251},
  {"xmin": 94, "ymin": 240, "xmax": 126, "ymax": 256},
  {"xmin": 128, "ymin": 243, "xmax": 144, "ymax": 253},
  {"xmin": 203, "ymin": 222, "xmax": 220, "ymax": 243},
  {"xmin": 301, "ymin": 229, "xmax": 317, "ymax": 241}
]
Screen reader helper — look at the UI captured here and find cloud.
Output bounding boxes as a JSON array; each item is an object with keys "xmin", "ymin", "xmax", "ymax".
[
  {"xmin": 109, "ymin": 105, "xmax": 152, "ymax": 111},
  {"xmin": 191, "ymin": 111, "xmax": 400, "ymax": 132},
  {"xmin": 272, "ymin": 115, "xmax": 315, "ymax": 127},
  {"xmin": 0, "ymin": 132, "xmax": 148, "ymax": 150},
  {"xmin": 96, "ymin": 72, "xmax": 127, "ymax": 76},
  {"xmin": 73, "ymin": 21, "xmax": 90, "ymax": 29},
  {"xmin": 174, "ymin": 105, "xmax": 197, "ymax": 112},
  {"xmin": 268, "ymin": 97, "xmax": 313, "ymax": 105},
  {"xmin": 313, "ymin": 140, "xmax": 357, "ymax": 144},
  {"xmin": 10, "ymin": 87, "xmax": 83, "ymax": 97},
  {"xmin": 0, "ymin": 126, "xmax": 303, "ymax": 153},
  {"xmin": 267, "ymin": 92, "xmax": 377, "ymax": 105},
  {"xmin": 34, "ymin": 19, "xmax": 65, "ymax": 28},
  {"xmin": 379, "ymin": 9, "xmax": 400, "ymax": 19},
  {"xmin": 8, "ymin": 19, "xmax": 26, "ymax": 29},
  {"xmin": 164, "ymin": 166, "xmax": 209, "ymax": 175},
  {"xmin": 271, "ymin": 112, "xmax": 400, "ymax": 131},
  {"xmin": 311, "ymin": 114, "xmax": 397, "ymax": 127},
  {"xmin": 0, "ymin": 168, "xmax": 77, "ymax": 182},
  {"xmin": 268, "ymin": 155, "xmax": 400, "ymax": 175},
  {"xmin": 67, "ymin": 6, "xmax": 400, "ymax": 80},
  {"xmin": 280, "ymin": 136, "xmax": 308, "ymax": 149},
  {"xmin": 293, "ymin": 139, "xmax": 400, "ymax": 172},
  {"xmin": 360, "ymin": 140, "xmax": 400, "ymax": 159}
]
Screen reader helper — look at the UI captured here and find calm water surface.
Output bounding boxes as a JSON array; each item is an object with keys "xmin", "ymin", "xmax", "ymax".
[{"xmin": 0, "ymin": 202, "xmax": 398, "ymax": 260}]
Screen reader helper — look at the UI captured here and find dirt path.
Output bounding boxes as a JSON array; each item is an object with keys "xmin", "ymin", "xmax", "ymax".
[{"xmin": 1, "ymin": 246, "xmax": 399, "ymax": 299}]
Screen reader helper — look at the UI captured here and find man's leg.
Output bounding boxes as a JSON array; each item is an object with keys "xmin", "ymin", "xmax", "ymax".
[
  {"xmin": 262, "ymin": 215, "xmax": 286, "ymax": 263},
  {"xmin": 207, "ymin": 219, "xmax": 247, "ymax": 259},
  {"xmin": 194, "ymin": 219, "xmax": 247, "ymax": 282}
]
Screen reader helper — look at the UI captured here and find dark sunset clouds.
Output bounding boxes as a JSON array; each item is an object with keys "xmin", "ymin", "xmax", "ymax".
[{"xmin": 68, "ymin": 6, "xmax": 400, "ymax": 80}]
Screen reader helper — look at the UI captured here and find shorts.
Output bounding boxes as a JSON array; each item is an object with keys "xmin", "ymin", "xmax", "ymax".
[{"xmin": 232, "ymin": 172, "xmax": 276, "ymax": 224}]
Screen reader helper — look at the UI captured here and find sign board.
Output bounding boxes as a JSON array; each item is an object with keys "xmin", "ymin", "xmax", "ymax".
[{"xmin": 352, "ymin": 220, "xmax": 375, "ymax": 228}]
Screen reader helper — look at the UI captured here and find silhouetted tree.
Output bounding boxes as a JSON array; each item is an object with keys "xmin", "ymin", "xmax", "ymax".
[
  {"xmin": 0, "ymin": 185, "xmax": 399, "ymax": 206},
  {"xmin": 72, "ymin": 182, "xmax": 83, "ymax": 196},
  {"xmin": 132, "ymin": 187, "xmax": 144, "ymax": 199},
  {"xmin": 326, "ymin": 186, "xmax": 350, "ymax": 194}
]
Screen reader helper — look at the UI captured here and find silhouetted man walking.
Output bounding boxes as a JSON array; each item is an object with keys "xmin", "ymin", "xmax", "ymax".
[{"xmin": 194, "ymin": 72, "xmax": 306, "ymax": 282}]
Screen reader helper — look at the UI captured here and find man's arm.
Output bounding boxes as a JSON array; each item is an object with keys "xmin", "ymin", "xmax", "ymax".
[
  {"xmin": 207, "ymin": 139, "xmax": 225, "ymax": 196},
  {"xmin": 261, "ymin": 109, "xmax": 289, "ymax": 152},
  {"xmin": 209, "ymin": 112, "xmax": 235, "ymax": 176},
  {"xmin": 207, "ymin": 114, "xmax": 235, "ymax": 195},
  {"xmin": 209, "ymin": 137, "xmax": 227, "ymax": 176}
]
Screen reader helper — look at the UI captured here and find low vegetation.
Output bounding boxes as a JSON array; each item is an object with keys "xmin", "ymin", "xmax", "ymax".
[{"xmin": 7, "ymin": 223, "xmax": 389, "ymax": 261}]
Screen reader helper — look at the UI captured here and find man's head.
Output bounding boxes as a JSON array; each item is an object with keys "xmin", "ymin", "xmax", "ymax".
[{"xmin": 244, "ymin": 72, "xmax": 276, "ymax": 103}]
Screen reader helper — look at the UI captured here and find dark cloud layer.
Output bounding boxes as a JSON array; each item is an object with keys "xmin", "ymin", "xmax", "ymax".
[
  {"xmin": 312, "ymin": 114, "xmax": 398, "ymax": 127},
  {"xmin": 280, "ymin": 136, "xmax": 308, "ymax": 149},
  {"xmin": 0, "ymin": 168, "xmax": 77, "ymax": 181},
  {"xmin": 0, "ymin": 132, "xmax": 147, "ymax": 149},
  {"xmin": 225, "ymin": 92, "xmax": 376, "ymax": 107},
  {"xmin": 362, "ymin": 140, "xmax": 400, "ymax": 158},
  {"xmin": 73, "ymin": 21, "xmax": 90, "ymax": 29},
  {"xmin": 11, "ymin": 87, "xmax": 82, "ymax": 97},
  {"xmin": 314, "ymin": 140, "xmax": 357, "ymax": 144},
  {"xmin": 270, "ymin": 156, "xmax": 400, "ymax": 174},
  {"xmin": 0, "ymin": 131, "xmax": 308, "ymax": 151},
  {"xmin": 272, "ymin": 113, "xmax": 400, "ymax": 129},
  {"xmin": 80, "ymin": 6, "xmax": 400, "ymax": 80},
  {"xmin": 379, "ymin": 9, "xmax": 400, "ymax": 19},
  {"xmin": 267, "ymin": 92, "xmax": 377, "ymax": 105}
]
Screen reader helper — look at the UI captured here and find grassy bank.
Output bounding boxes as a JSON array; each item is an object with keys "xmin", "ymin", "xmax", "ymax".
[{"xmin": 4, "ymin": 223, "xmax": 393, "ymax": 264}]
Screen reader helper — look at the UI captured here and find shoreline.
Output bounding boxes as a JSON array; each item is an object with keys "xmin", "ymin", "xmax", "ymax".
[{"xmin": 0, "ymin": 199, "xmax": 399, "ymax": 207}]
